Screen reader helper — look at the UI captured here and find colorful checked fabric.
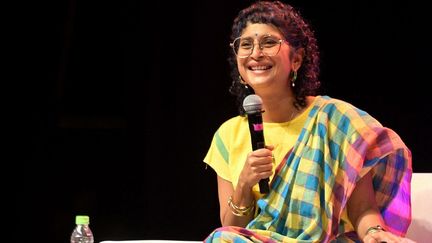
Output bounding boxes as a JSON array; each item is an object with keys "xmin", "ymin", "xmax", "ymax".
[{"xmin": 205, "ymin": 96, "xmax": 412, "ymax": 242}]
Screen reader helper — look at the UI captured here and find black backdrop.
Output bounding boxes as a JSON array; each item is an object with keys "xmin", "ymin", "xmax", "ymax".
[{"xmin": 25, "ymin": 0, "xmax": 431, "ymax": 242}]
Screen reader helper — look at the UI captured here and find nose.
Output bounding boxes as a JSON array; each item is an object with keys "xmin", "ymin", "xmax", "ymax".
[{"xmin": 249, "ymin": 41, "xmax": 264, "ymax": 59}]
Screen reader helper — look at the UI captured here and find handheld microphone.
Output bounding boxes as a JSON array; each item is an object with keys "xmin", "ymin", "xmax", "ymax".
[{"xmin": 242, "ymin": 94, "xmax": 270, "ymax": 194}]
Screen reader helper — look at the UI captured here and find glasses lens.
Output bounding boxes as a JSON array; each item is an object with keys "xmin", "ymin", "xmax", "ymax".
[
  {"xmin": 260, "ymin": 36, "xmax": 281, "ymax": 56},
  {"xmin": 232, "ymin": 37, "xmax": 253, "ymax": 58}
]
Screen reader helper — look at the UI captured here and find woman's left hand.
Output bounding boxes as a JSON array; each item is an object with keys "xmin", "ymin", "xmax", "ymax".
[{"xmin": 363, "ymin": 230, "xmax": 417, "ymax": 243}]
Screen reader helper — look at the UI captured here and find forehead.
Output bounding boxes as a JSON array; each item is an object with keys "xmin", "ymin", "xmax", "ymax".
[{"xmin": 240, "ymin": 23, "xmax": 283, "ymax": 38}]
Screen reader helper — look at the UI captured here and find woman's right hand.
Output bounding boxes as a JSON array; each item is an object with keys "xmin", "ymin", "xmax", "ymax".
[{"xmin": 238, "ymin": 145, "xmax": 274, "ymax": 190}]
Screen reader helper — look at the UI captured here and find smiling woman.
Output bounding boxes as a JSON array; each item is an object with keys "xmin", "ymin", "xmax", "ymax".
[{"xmin": 202, "ymin": 1, "xmax": 415, "ymax": 242}]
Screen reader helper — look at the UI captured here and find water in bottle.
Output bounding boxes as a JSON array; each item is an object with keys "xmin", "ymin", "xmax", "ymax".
[{"xmin": 70, "ymin": 215, "xmax": 94, "ymax": 243}]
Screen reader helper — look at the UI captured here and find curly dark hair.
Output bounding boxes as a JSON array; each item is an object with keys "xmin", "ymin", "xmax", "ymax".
[{"xmin": 228, "ymin": 0, "xmax": 320, "ymax": 115}]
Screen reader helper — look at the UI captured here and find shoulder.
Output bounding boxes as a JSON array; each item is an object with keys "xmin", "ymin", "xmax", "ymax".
[
  {"xmin": 210, "ymin": 115, "xmax": 249, "ymax": 152},
  {"xmin": 313, "ymin": 95, "xmax": 382, "ymax": 127},
  {"xmin": 314, "ymin": 95, "xmax": 359, "ymax": 111},
  {"xmin": 213, "ymin": 115, "xmax": 249, "ymax": 143},
  {"xmin": 218, "ymin": 115, "xmax": 248, "ymax": 131},
  {"xmin": 314, "ymin": 96, "xmax": 369, "ymax": 116}
]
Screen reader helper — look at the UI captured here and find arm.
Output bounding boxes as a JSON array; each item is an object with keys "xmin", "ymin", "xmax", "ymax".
[
  {"xmin": 348, "ymin": 171, "xmax": 415, "ymax": 243},
  {"xmin": 217, "ymin": 146, "xmax": 274, "ymax": 227},
  {"xmin": 217, "ymin": 176, "xmax": 255, "ymax": 227},
  {"xmin": 347, "ymin": 171, "xmax": 385, "ymax": 240}
]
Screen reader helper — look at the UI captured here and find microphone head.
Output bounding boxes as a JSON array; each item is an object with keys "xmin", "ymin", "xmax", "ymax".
[{"xmin": 243, "ymin": 94, "xmax": 263, "ymax": 114}]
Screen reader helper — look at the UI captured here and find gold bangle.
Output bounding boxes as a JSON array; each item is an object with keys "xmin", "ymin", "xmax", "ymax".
[
  {"xmin": 227, "ymin": 196, "xmax": 255, "ymax": 217},
  {"xmin": 365, "ymin": 225, "xmax": 386, "ymax": 235}
]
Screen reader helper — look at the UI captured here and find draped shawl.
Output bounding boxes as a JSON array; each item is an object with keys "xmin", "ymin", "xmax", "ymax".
[{"xmin": 205, "ymin": 96, "xmax": 412, "ymax": 243}]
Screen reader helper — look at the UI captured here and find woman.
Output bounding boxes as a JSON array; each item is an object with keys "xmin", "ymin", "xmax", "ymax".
[{"xmin": 203, "ymin": 1, "xmax": 414, "ymax": 242}]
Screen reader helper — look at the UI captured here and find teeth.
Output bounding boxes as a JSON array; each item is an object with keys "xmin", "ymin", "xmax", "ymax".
[{"xmin": 251, "ymin": 66, "xmax": 270, "ymax": 70}]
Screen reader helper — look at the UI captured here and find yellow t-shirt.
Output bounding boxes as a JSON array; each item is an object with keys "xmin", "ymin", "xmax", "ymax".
[{"xmin": 204, "ymin": 102, "xmax": 314, "ymax": 200}]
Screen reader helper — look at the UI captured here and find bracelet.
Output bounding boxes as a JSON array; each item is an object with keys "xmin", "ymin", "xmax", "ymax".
[
  {"xmin": 227, "ymin": 196, "xmax": 255, "ymax": 217},
  {"xmin": 365, "ymin": 225, "xmax": 386, "ymax": 236}
]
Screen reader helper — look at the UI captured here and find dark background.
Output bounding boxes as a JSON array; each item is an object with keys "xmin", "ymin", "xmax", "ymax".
[{"xmin": 24, "ymin": 0, "xmax": 430, "ymax": 242}]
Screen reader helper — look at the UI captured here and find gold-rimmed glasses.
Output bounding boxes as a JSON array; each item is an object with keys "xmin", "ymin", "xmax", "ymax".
[{"xmin": 230, "ymin": 34, "xmax": 287, "ymax": 58}]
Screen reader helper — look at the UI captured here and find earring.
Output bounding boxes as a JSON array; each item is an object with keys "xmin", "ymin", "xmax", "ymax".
[
  {"xmin": 291, "ymin": 71, "xmax": 297, "ymax": 88},
  {"xmin": 239, "ymin": 76, "xmax": 249, "ymax": 89}
]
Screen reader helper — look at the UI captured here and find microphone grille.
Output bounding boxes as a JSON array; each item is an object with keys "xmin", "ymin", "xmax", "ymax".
[{"xmin": 243, "ymin": 94, "xmax": 263, "ymax": 114}]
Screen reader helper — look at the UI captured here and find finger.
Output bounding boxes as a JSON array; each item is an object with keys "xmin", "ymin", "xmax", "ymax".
[
  {"xmin": 371, "ymin": 231, "xmax": 401, "ymax": 243},
  {"xmin": 363, "ymin": 234, "xmax": 378, "ymax": 243},
  {"xmin": 252, "ymin": 156, "xmax": 272, "ymax": 165},
  {"xmin": 265, "ymin": 144, "xmax": 275, "ymax": 150},
  {"xmin": 258, "ymin": 171, "xmax": 273, "ymax": 179},
  {"xmin": 246, "ymin": 155, "xmax": 273, "ymax": 167},
  {"xmin": 251, "ymin": 148, "xmax": 273, "ymax": 157},
  {"xmin": 250, "ymin": 161, "xmax": 273, "ymax": 173}
]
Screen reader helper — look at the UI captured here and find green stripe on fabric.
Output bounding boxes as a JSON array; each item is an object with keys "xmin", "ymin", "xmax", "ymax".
[{"xmin": 215, "ymin": 131, "xmax": 229, "ymax": 164}]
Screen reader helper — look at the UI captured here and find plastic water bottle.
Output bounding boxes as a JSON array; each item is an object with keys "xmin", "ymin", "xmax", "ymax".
[{"xmin": 70, "ymin": 215, "xmax": 94, "ymax": 243}]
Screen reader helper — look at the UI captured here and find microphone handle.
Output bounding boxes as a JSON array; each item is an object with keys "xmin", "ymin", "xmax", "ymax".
[
  {"xmin": 259, "ymin": 178, "xmax": 270, "ymax": 194},
  {"xmin": 247, "ymin": 111, "xmax": 270, "ymax": 194}
]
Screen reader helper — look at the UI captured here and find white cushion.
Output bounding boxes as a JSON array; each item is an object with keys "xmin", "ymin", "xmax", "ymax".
[
  {"xmin": 405, "ymin": 173, "xmax": 432, "ymax": 242},
  {"xmin": 100, "ymin": 241, "xmax": 202, "ymax": 243}
]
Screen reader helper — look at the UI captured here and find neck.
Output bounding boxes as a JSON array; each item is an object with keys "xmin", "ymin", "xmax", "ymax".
[{"xmin": 258, "ymin": 92, "xmax": 300, "ymax": 123}]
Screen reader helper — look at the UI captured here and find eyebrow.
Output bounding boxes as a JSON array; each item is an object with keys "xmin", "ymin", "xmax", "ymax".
[{"xmin": 240, "ymin": 34, "xmax": 282, "ymax": 39}]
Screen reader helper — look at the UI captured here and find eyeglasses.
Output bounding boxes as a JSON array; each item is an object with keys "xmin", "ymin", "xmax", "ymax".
[{"xmin": 230, "ymin": 34, "xmax": 287, "ymax": 58}]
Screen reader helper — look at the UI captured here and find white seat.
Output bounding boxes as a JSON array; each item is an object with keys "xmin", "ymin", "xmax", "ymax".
[
  {"xmin": 405, "ymin": 173, "xmax": 432, "ymax": 242},
  {"xmin": 100, "ymin": 241, "xmax": 202, "ymax": 243}
]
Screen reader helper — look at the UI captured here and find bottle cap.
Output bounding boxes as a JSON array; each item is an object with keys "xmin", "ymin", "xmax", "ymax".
[{"xmin": 75, "ymin": 215, "xmax": 90, "ymax": 225}]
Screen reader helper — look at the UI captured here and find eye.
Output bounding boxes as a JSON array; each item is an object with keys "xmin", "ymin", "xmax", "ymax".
[
  {"xmin": 261, "ymin": 37, "xmax": 279, "ymax": 48},
  {"xmin": 239, "ymin": 39, "xmax": 253, "ymax": 49}
]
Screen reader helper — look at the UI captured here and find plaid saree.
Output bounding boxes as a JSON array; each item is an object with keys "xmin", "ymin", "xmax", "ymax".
[{"xmin": 205, "ymin": 96, "xmax": 412, "ymax": 243}]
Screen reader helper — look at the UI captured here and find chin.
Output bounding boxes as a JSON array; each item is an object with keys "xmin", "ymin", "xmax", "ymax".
[{"xmin": 248, "ymin": 77, "xmax": 272, "ymax": 86}]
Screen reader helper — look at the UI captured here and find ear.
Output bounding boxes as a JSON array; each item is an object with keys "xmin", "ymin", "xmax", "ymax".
[{"xmin": 292, "ymin": 48, "xmax": 305, "ymax": 71}]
